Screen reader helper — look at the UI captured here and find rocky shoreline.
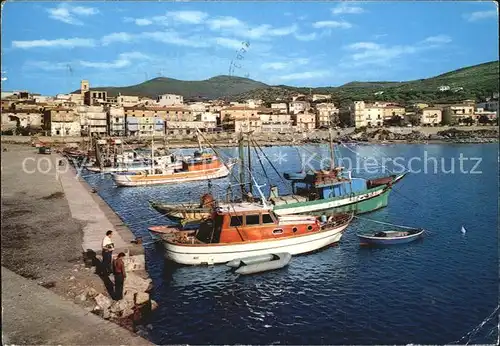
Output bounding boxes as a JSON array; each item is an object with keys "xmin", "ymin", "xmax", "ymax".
[{"xmin": 1, "ymin": 144, "xmax": 155, "ymax": 343}]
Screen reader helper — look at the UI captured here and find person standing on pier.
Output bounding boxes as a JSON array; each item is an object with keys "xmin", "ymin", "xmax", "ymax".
[
  {"xmin": 113, "ymin": 252, "xmax": 126, "ymax": 300},
  {"xmin": 101, "ymin": 230, "xmax": 114, "ymax": 275}
]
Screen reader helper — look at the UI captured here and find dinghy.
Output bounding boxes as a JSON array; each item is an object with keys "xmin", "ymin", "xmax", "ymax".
[
  {"xmin": 227, "ymin": 253, "xmax": 292, "ymax": 275},
  {"xmin": 357, "ymin": 228, "xmax": 424, "ymax": 246}
]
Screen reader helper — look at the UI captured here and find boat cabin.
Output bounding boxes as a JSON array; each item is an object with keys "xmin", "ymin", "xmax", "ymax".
[
  {"xmin": 193, "ymin": 208, "xmax": 321, "ymax": 244},
  {"xmin": 182, "ymin": 151, "xmax": 221, "ymax": 172}
]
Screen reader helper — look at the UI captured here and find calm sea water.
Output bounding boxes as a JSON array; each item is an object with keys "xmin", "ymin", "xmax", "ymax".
[{"xmin": 84, "ymin": 143, "xmax": 499, "ymax": 345}]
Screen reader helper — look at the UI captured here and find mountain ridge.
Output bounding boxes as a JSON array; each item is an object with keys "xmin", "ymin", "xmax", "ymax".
[{"xmin": 74, "ymin": 60, "xmax": 499, "ymax": 103}]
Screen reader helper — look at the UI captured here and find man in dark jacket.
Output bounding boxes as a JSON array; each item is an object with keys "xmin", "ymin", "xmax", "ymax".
[{"xmin": 113, "ymin": 252, "xmax": 127, "ymax": 300}]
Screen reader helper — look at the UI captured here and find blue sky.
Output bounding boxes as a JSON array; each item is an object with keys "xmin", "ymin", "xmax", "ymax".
[{"xmin": 1, "ymin": 1, "xmax": 498, "ymax": 95}]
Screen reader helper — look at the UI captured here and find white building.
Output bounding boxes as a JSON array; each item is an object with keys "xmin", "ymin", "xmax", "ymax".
[
  {"xmin": 289, "ymin": 101, "xmax": 310, "ymax": 115},
  {"xmin": 270, "ymin": 102, "xmax": 288, "ymax": 114},
  {"xmin": 107, "ymin": 106, "xmax": 126, "ymax": 136},
  {"xmin": 77, "ymin": 105, "xmax": 108, "ymax": 136},
  {"xmin": 116, "ymin": 95, "xmax": 140, "ymax": 107},
  {"xmin": 316, "ymin": 103, "xmax": 339, "ymax": 128},
  {"xmin": 312, "ymin": 94, "xmax": 332, "ymax": 102},
  {"xmin": 350, "ymin": 101, "xmax": 383, "ymax": 128},
  {"xmin": 156, "ymin": 94, "xmax": 183, "ymax": 106}
]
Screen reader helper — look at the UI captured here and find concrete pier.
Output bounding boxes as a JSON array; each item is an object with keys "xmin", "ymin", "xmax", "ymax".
[{"xmin": 1, "ymin": 267, "xmax": 152, "ymax": 345}]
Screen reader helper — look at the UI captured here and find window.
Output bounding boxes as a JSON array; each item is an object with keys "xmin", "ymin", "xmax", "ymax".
[
  {"xmin": 262, "ymin": 214, "xmax": 274, "ymax": 224},
  {"xmin": 273, "ymin": 229, "xmax": 284, "ymax": 235},
  {"xmin": 245, "ymin": 214, "xmax": 260, "ymax": 225},
  {"xmin": 230, "ymin": 216, "xmax": 243, "ymax": 227}
]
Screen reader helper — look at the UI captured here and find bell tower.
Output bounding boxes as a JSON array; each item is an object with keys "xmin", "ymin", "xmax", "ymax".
[{"xmin": 80, "ymin": 80, "xmax": 89, "ymax": 96}]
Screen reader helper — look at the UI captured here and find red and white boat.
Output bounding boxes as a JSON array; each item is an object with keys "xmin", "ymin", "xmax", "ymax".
[
  {"xmin": 112, "ymin": 151, "xmax": 236, "ymax": 187},
  {"xmin": 153, "ymin": 202, "xmax": 353, "ymax": 265}
]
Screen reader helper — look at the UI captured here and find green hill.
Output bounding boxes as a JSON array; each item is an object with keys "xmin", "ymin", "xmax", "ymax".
[
  {"xmin": 76, "ymin": 75, "xmax": 269, "ymax": 99},
  {"xmin": 233, "ymin": 60, "xmax": 499, "ymax": 104},
  {"xmin": 76, "ymin": 61, "xmax": 499, "ymax": 104}
]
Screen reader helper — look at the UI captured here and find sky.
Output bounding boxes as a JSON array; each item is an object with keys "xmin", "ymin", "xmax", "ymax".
[{"xmin": 1, "ymin": 1, "xmax": 498, "ymax": 95}]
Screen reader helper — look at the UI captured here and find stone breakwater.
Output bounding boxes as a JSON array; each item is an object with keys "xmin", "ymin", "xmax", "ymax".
[{"xmin": 1, "ymin": 143, "xmax": 157, "ymax": 342}]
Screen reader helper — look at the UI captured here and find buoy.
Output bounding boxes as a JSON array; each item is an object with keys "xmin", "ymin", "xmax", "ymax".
[{"xmin": 461, "ymin": 226, "xmax": 467, "ymax": 234}]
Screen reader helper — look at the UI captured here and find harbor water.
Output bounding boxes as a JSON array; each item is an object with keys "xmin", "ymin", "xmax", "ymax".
[{"xmin": 83, "ymin": 143, "xmax": 499, "ymax": 345}]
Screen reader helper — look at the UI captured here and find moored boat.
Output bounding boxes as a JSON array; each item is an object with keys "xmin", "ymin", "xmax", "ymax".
[
  {"xmin": 157, "ymin": 203, "xmax": 353, "ymax": 265},
  {"xmin": 227, "ymin": 252, "xmax": 292, "ymax": 275},
  {"xmin": 356, "ymin": 228, "xmax": 424, "ymax": 246}
]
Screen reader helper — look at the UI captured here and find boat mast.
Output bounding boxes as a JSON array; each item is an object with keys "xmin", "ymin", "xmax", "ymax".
[
  {"xmin": 251, "ymin": 175, "xmax": 268, "ymax": 209},
  {"xmin": 151, "ymin": 137, "xmax": 154, "ymax": 172},
  {"xmin": 247, "ymin": 131, "xmax": 252, "ymax": 196},
  {"xmin": 329, "ymin": 128, "xmax": 335, "ymax": 171},
  {"xmin": 196, "ymin": 129, "xmax": 203, "ymax": 152},
  {"xmin": 238, "ymin": 131, "xmax": 246, "ymax": 198}
]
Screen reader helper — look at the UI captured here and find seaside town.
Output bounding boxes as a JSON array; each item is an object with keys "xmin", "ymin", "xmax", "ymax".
[{"xmin": 1, "ymin": 79, "xmax": 498, "ymax": 144}]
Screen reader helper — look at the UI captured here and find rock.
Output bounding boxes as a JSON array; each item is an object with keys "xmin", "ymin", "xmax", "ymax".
[
  {"xmin": 151, "ymin": 299, "xmax": 159, "ymax": 311},
  {"xmin": 77, "ymin": 293, "xmax": 87, "ymax": 301},
  {"xmin": 94, "ymin": 293, "xmax": 112, "ymax": 311},
  {"xmin": 134, "ymin": 292, "xmax": 150, "ymax": 305},
  {"xmin": 110, "ymin": 300, "xmax": 135, "ymax": 318},
  {"xmin": 102, "ymin": 309, "xmax": 111, "ymax": 319},
  {"xmin": 124, "ymin": 255, "xmax": 146, "ymax": 272},
  {"xmin": 124, "ymin": 273, "xmax": 152, "ymax": 294},
  {"xmin": 73, "ymin": 269, "xmax": 78, "ymax": 272},
  {"xmin": 68, "ymin": 276, "xmax": 75, "ymax": 281}
]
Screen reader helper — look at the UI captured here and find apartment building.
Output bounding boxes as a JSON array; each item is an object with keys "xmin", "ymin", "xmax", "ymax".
[
  {"xmin": 383, "ymin": 104, "xmax": 406, "ymax": 120},
  {"xmin": 442, "ymin": 104, "xmax": 475, "ymax": 124},
  {"xmin": 477, "ymin": 100, "xmax": 499, "ymax": 114},
  {"xmin": 116, "ymin": 95, "xmax": 140, "ymax": 107},
  {"xmin": 270, "ymin": 102, "xmax": 288, "ymax": 114},
  {"xmin": 289, "ymin": 101, "xmax": 310, "ymax": 115},
  {"xmin": 474, "ymin": 108, "xmax": 497, "ymax": 121},
  {"xmin": 84, "ymin": 90, "xmax": 108, "ymax": 106},
  {"xmin": 350, "ymin": 101, "xmax": 384, "ymax": 127},
  {"xmin": 292, "ymin": 112, "xmax": 316, "ymax": 131},
  {"xmin": 76, "ymin": 105, "xmax": 108, "ymax": 136},
  {"xmin": 260, "ymin": 112, "xmax": 293, "ymax": 133},
  {"xmin": 233, "ymin": 116, "xmax": 262, "ymax": 133},
  {"xmin": 124, "ymin": 106, "xmax": 166, "ymax": 137},
  {"xmin": 418, "ymin": 107, "xmax": 442, "ymax": 126},
  {"xmin": 315, "ymin": 103, "xmax": 339, "ymax": 128},
  {"xmin": 245, "ymin": 99, "xmax": 264, "ymax": 108},
  {"xmin": 157, "ymin": 94, "xmax": 183, "ymax": 106},
  {"xmin": 107, "ymin": 106, "xmax": 126, "ymax": 136},
  {"xmin": 43, "ymin": 108, "xmax": 80, "ymax": 136},
  {"xmin": 312, "ymin": 94, "xmax": 332, "ymax": 102}
]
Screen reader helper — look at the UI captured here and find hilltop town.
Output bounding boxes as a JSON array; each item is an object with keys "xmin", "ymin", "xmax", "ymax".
[{"xmin": 1, "ymin": 77, "xmax": 498, "ymax": 144}]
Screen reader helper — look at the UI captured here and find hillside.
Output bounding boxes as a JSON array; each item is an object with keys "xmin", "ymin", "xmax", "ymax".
[
  {"xmin": 75, "ymin": 75, "xmax": 268, "ymax": 99},
  {"xmin": 75, "ymin": 61, "xmax": 499, "ymax": 104},
  {"xmin": 233, "ymin": 60, "xmax": 499, "ymax": 104}
]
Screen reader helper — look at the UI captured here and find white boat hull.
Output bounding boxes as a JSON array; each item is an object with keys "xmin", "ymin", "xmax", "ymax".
[
  {"xmin": 163, "ymin": 222, "xmax": 349, "ymax": 265},
  {"xmin": 86, "ymin": 162, "xmax": 182, "ymax": 174},
  {"xmin": 112, "ymin": 163, "xmax": 234, "ymax": 187}
]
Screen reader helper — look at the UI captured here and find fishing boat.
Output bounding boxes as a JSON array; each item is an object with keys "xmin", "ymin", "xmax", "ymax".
[
  {"xmin": 150, "ymin": 131, "xmax": 407, "ymax": 221},
  {"xmin": 156, "ymin": 201, "xmax": 353, "ymax": 265},
  {"xmin": 113, "ymin": 152, "xmax": 236, "ymax": 187},
  {"xmin": 150, "ymin": 193, "xmax": 215, "ymax": 221},
  {"xmin": 356, "ymin": 228, "xmax": 424, "ymax": 246},
  {"xmin": 86, "ymin": 154, "xmax": 182, "ymax": 173}
]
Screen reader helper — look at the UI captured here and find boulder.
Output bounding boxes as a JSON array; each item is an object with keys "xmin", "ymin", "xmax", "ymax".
[
  {"xmin": 94, "ymin": 293, "xmax": 112, "ymax": 311},
  {"xmin": 134, "ymin": 292, "xmax": 150, "ymax": 305},
  {"xmin": 124, "ymin": 272, "xmax": 153, "ymax": 294},
  {"xmin": 124, "ymin": 255, "xmax": 146, "ymax": 272}
]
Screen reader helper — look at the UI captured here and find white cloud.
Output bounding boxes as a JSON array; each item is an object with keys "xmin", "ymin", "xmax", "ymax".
[
  {"xmin": 12, "ymin": 38, "xmax": 96, "ymax": 49},
  {"xmin": 312, "ymin": 21, "xmax": 352, "ymax": 29},
  {"xmin": 24, "ymin": 61, "xmax": 71, "ymax": 71},
  {"xmin": 166, "ymin": 10, "xmax": 208, "ymax": 24},
  {"xmin": 142, "ymin": 31, "xmax": 210, "ymax": 48},
  {"xmin": 342, "ymin": 35, "xmax": 452, "ymax": 67},
  {"xmin": 277, "ymin": 70, "xmax": 329, "ymax": 81},
  {"xmin": 47, "ymin": 4, "xmax": 99, "ymax": 25},
  {"xmin": 213, "ymin": 37, "xmax": 244, "ymax": 50},
  {"xmin": 262, "ymin": 58, "xmax": 309, "ymax": 71},
  {"xmin": 124, "ymin": 17, "xmax": 153, "ymax": 26},
  {"xmin": 80, "ymin": 52, "xmax": 151, "ymax": 69},
  {"xmin": 423, "ymin": 35, "xmax": 452, "ymax": 44},
  {"xmin": 294, "ymin": 33, "xmax": 318, "ymax": 41},
  {"xmin": 331, "ymin": 3, "xmax": 365, "ymax": 15},
  {"xmin": 463, "ymin": 10, "xmax": 498, "ymax": 22},
  {"xmin": 101, "ymin": 32, "xmax": 135, "ymax": 45},
  {"xmin": 207, "ymin": 16, "xmax": 244, "ymax": 30}
]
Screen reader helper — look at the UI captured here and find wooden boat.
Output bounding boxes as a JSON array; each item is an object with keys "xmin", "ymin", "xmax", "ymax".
[
  {"xmin": 38, "ymin": 146, "xmax": 51, "ymax": 155},
  {"xmin": 150, "ymin": 193, "xmax": 216, "ymax": 221},
  {"xmin": 86, "ymin": 155, "xmax": 183, "ymax": 174},
  {"xmin": 356, "ymin": 228, "xmax": 424, "ymax": 246},
  {"xmin": 226, "ymin": 252, "xmax": 292, "ymax": 275},
  {"xmin": 157, "ymin": 202, "xmax": 353, "ymax": 265},
  {"xmin": 113, "ymin": 154, "xmax": 235, "ymax": 187}
]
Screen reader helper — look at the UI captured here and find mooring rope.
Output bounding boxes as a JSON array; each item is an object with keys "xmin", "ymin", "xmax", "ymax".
[{"xmin": 353, "ymin": 215, "xmax": 419, "ymax": 230}]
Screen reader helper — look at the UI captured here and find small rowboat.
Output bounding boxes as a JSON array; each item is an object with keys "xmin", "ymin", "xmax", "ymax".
[{"xmin": 357, "ymin": 228, "xmax": 424, "ymax": 246}]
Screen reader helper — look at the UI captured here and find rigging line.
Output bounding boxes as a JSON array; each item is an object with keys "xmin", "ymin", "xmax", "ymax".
[
  {"xmin": 251, "ymin": 138, "xmax": 288, "ymax": 186},
  {"xmin": 253, "ymin": 143, "xmax": 271, "ymax": 186},
  {"xmin": 390, "ymin": 186, "xmax": 421, "ymax": 207},
  {"xmin": 449, "ymin": 304, "xmax": 499, "ymax": 345},
  {"xmin": 353, "ymin": 215, "xmax": 419, "ymax": 230}
]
